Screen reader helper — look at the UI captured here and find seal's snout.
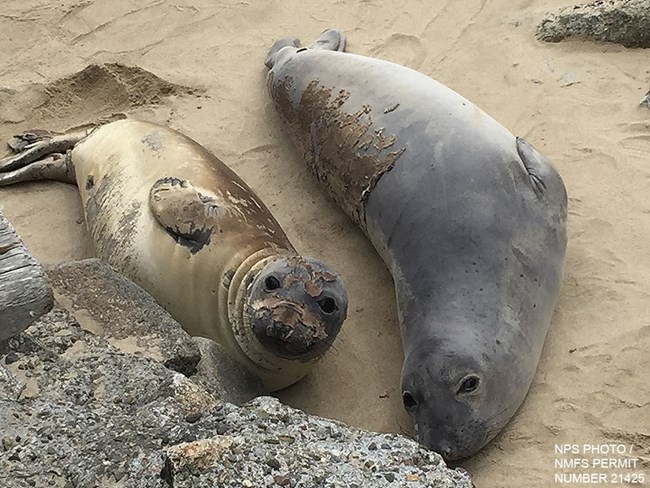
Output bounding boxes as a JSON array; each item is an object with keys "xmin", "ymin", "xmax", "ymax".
[
  {"xmin": 250, "ymin": 299, "xmax": 320, "ymax": 357},
  {"xmin": 246, "ymin": 255, "xmax": 348, "ymax": 361}
]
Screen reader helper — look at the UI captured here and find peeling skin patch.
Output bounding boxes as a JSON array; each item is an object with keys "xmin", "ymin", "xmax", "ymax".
[
  {"xmin": 384, "ymin": 103, "xmax": 400, "ymax": 114},
  {"xmin": 181, "ymin": 141, "xmax": 293, "ymax": 249},
  {"xmin": 269, "ymin": 76, "xmax": 406, "ymax": 231},
  {"xmin": 280, "ymin": 255, "xmax": 339, "ymax": 298},
  {"xmin": 250, "ymin": 296, "xmax": 329, "ymax": 359},
  {"xmin": 141, "ymin": 130, "xmax": 163, "ymax": 152}
]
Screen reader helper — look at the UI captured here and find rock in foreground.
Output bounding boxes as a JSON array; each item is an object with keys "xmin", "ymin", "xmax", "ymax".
[
  {"xmin": 537, "ymin": 0, "xmax": 650, "ymax": 48},
  {"xmin": 47, "ymin": 259, "xmax": 266, "ymax": 404},
  {"xmin": 0, "ymin": 260, "xmax": 471, "ymax": 488},
  {"xmin": 0, "ymin": 261, "xmax": 473, "ymax": 487}
]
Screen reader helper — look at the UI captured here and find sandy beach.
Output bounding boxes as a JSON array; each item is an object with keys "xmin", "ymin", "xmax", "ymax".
[{"xmin": 1, "ymin": 0, "xmax": 648, "ymax": 485}]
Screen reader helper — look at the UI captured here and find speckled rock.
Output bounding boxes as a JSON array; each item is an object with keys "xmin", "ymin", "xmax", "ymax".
[
  {"xmin": 537, "ymin": 0, "xmax": 650, "ymax": 48},
  {"xmin": 163, "ymin": 399, "xmax": 474, "ymax": 488},
  {"xmin": 0, "ymin": 364, "xmax": 23, "ymax": 401},
  {"xmin": 0, "ymin": 305, "xmax": 473, "ymax": 487},
  {"xmin": 47, "ymin": 258, "xmax": 265, "ymax": 403}
]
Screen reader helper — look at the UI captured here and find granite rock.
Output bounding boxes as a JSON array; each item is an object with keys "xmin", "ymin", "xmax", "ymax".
[
  {"xmin": 0, "ymin": 301, "xmax": 472, "ymax": 487},
  {"xmin": 537, "ymin": 0, "xmax": 650, "ymax": 48}
]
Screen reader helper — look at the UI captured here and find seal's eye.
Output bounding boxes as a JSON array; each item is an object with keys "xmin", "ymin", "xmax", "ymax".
[
  {"xmin": 458, "ymin": 375, "xmax": 480, "ymax": 394},
  {"xmin": 264, "ymin": 276, "xmax": 281, "ymax": 292},
  {"xmin": 317, "ymin": 296, "xmax": 338, "ymax": 314},
  {"xmin": 402, "ymin": 391, "xmax": 417, "ymax": 410}
]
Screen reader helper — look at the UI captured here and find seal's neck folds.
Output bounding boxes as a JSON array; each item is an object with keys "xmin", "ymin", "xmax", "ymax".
[
  {"xmin": 225, "ymin": 250, "xmax": 317, "ymax": 391},
  {"xmin": 227, "ymin": 250, "xmax": 276, "ymax": 363}
]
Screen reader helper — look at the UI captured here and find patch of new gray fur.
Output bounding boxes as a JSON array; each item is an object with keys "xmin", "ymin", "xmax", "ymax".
[
  {"xmin": 537, "ymin": 0, "xmax": 650, "ymax": 48},
  {"xmin": 0, "ymin": 305, "xmax": 472, "ymax": 487}
]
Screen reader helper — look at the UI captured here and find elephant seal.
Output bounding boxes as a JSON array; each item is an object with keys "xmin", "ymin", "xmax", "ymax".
[
  {"xmin": 0, "ymin": 119, "xmax": 348, "ymax": 391},
  {"xmin": 265, "ymin": 30, "xmax": 567, "ymax": 459}
]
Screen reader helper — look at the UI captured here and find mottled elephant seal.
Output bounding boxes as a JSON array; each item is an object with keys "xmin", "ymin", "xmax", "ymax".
[
  {"xmin": 265, "ymin": 30, "xmax": 567, "ymax": 459},
  {"xmin": 0, "ymin": 119, "xmax": 348, "ymax": 391}
]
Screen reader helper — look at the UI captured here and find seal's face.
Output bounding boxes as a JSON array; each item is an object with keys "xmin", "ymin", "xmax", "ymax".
[
  {"xmin": 246, "ymin": 256, "xmax": 347, "ymax": 361},
  {"xmin": 401, "ymin": 339, "xmax": 517, "ymax": 461}
]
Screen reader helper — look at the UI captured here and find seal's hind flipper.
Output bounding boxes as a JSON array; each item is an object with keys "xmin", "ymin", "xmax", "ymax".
[
  {"xmin": 308, "ymin": 29, "xmax": 346, "ymax": 52},
  {"xmin": 265, "ymin": 37, "xmax": 301, "ymax": 69},
  {"xmin": 7, "ymin": 130, "xmax": 56, "ymax": 153},
  {"xmin": 0, "ymin": 152, "xmax": 75, "ymax": 187},
  {"xmin": 149, "ymin": 177, "xmax": 221, "ymax": 254},
  {"xmin": 0, "ymin": 131, "xmax": 87, "ymax": 173}
]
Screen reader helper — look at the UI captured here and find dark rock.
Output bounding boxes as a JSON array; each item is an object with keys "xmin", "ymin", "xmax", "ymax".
[
  {"xmin": 192, "ymin": 337, "xmax": 266, "ymax": 405},
  {"xmin": 537, "ymin": 0, "xmax": 650, "ymax": 48}
]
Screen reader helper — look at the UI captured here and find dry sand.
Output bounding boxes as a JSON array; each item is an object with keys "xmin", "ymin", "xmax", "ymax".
[{"xmin": 1, "ymin": 0, "xmax": 648, "ymax": 486}]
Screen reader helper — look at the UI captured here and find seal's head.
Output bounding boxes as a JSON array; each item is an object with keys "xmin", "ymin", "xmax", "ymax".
[
  {"xmin": 245, "ymin": 256, "xmax": 347, "ymax": 361},
  {"xmin": 400, "ymin": 336, "xmax": 524, "ymax": 461}
]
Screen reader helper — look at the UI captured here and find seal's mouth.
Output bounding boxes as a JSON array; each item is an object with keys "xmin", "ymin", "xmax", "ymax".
[{"xmin": 249, "ymin": 298, "xmax": 329, "ymax": 361}]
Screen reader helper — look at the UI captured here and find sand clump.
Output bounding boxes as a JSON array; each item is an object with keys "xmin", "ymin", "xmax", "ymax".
[{"xmin": 0, "ymin": 63, "xmax": 198, "ymax": 132}]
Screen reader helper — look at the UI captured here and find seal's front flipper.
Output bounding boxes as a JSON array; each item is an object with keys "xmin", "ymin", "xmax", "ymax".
[
  {"xmin": 149, "ymin": 177, "xmax": 221, "ymax": 254},
  {"xmin": 308, "ymin": 29, "xmax": 346, "ymax": 52},
  {"xmin": 265, "ymin": 37, "xmax": 301, "ymax": 69},
  {"xmin": 516, "ymin": 137, "xmax": 567, "ymax": 208}
]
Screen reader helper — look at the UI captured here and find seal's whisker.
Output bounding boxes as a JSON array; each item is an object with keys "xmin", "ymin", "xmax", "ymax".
[{"xmin": 396, "ymin": 419, "xmax": 416, "ymax": 440}]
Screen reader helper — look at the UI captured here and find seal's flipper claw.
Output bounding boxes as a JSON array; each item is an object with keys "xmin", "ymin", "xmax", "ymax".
[
  {"xmin": 7, "ymin": 130, "xmax": 54, "ymax": 153},
  {"xmin": 308, "ymin": 29, "xmax": 346, "ymax": 52},
  {"xmin": 149, "ymin": 177, "xmax": 221, "ymax": 254},
  {"xmin": 265, "ymin": 37, "xmax": 302, "ymax": 69},
  {"xmin": 0, "ymin": 152, "xmax": 75, "ymax": 187},
  {"xmin": 0, "ymin": 131, "xmax": 87, "ymax": 172}
]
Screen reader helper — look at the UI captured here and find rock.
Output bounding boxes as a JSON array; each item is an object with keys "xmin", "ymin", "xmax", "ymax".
[
  {"xmin": 0, "ymin": 212, "xmax": 53, "ymax": 342},
  {"xmin": 47, "ymin": 259, "xmax": 202, "ymax": 377},
  {"xmin": 0, "ymin": 364, "xmax": 23, "ymax": 401},
  {"xmin": 46, "ymin": 259, "xmax": 265, "ymax": 403},
  {"xmin": 192, "ymin": 337, "xmax": 266, "ymax": 405},
  {"xmin": 537, "ymin": 0, "xmax": 650, "ymax": 48},
  {"xmin": 0, "ymin": 304, "xmax": 472, "ymax": 487}
]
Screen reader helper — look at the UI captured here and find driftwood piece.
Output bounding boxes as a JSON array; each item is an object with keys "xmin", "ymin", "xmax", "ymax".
[{"xmin": 0, "ymin": 212, "xmax": 53, "ymax": 341}]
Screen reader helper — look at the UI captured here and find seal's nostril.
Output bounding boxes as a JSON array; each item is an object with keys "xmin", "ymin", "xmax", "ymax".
[
  {"xmin": 269, "ymin": 322, "xmax": 293, "ymax": 339},
  {"xmin": 440, "ymin": 445, "xmax": 452, "ymax": 459}
]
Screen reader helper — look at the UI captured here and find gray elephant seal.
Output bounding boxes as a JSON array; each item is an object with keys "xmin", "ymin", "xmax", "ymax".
[
  {"xmin": 0, "ymin": 119, "xmax": 348, "ymax": 391},
  {"xmin": 265, "ymin": 30, "xmax": 567, "ymax": 459}
]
